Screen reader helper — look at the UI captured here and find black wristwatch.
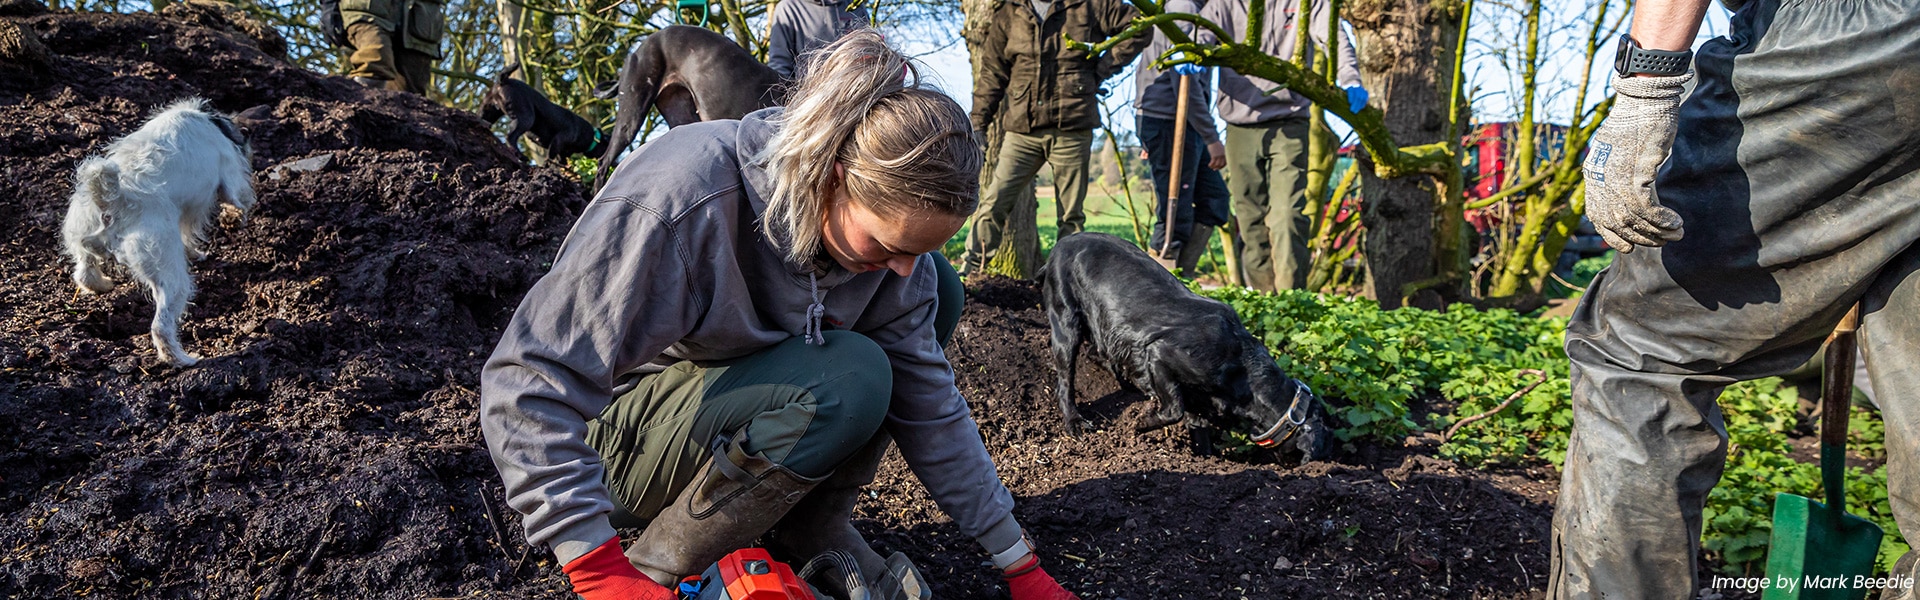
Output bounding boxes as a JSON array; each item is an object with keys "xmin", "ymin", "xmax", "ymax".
[{"xmin": 1614, "ymin": 34, "xmax": 1691, "ymax": 77}]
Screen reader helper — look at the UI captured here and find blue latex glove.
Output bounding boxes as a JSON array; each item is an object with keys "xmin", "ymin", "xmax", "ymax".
[
  {"xmin": 1169, "ymin": 51, "xmax": 1203, "ymax": 76},
  {"xmin": 1345, "ymin": 85, "xmax": 1369, "ymax": 113}
]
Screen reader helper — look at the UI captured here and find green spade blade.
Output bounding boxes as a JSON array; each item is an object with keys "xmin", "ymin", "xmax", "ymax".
[
  {"xmin": 1763, "ymin": 304, "xmax": 1882, "ymax": 600},
  {"xmin": 1761, "ymin": 492, "xmax": 1884, "ymax": 600}
]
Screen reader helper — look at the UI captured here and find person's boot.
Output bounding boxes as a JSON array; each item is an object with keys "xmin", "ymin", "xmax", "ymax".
[
  {"xmin": 352, "ymin": 76, "xmax": 386, "ymax": 88},
  {"xmin": 625, "ymin": 434, "xmax": 821, "ymax": 585},
  {"xmin": 766, "ymin": 431, "xmax": 932, "ymax": 600},
  {"xmin": 1881, "ymin": 551, "xmax": 1917, "ymax": 600},
  {"xmin": 1175, "ymin": 223, "xmax": 1215, "ymax": 276}
]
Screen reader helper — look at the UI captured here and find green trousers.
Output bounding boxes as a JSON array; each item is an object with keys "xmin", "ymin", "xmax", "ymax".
[
  {"xmin": 963, "ymin": 128, "xmax": 1093, "ymax": 272},
  {"xmin": 1224, "ymin": 118, "xmax": 1311, "ymax": 292},
  {"xmin": 592, "ymin": 255, "xmax": 963, "ymax": 525}
]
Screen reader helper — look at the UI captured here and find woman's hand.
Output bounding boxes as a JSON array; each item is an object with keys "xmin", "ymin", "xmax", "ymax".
[
  {"xmin": 563, "ymin": 537, "xmax": 675, "ymax": 600},
  {"xmin": 1003, "ymin": 555, "xmax": 1081, "ymax": 600}
]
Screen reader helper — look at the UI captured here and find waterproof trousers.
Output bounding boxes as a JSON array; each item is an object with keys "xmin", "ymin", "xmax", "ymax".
[{"xmin": 1549, "ymin": 0, "xmax": 1920, "ymax": 597}]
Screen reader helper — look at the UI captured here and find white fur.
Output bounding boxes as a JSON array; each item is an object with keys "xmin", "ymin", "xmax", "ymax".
[{"xmin": 61, "ymin": 98, "xmax": 255, "ymax": 366}]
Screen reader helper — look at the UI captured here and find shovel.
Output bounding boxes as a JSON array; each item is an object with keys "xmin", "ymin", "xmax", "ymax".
[{"xmin": 1762, "ymin": 303, "xmax": 1882, "ymax": 600}]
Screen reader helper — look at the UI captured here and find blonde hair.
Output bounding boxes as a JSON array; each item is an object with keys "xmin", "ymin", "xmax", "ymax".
[{"xmin": 757, "ymin": 29, "xmax": 981, "ymax": 266}]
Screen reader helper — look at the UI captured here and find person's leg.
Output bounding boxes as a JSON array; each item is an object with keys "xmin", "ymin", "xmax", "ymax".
[
  {"xmin": 1225, "ymin": 123, "xmax": 1276, "ymax": 291},
  {"xmin": 1139, "ymin": 116, "xmax": 1177, "ymax": 254},
  {"xmin": 345, "ymin": 21, "xmax": 401, "ymax": 84},
  {"xmin": 1549, "ymin": 1, "xmax": 1920, "ymax": 596},
  {"xmin": 1049, "ymin": 128, "xmax": 1095, "ymax": 238},
  {"xmin": 1175, "ymin": 162, "xmax": 1232, "ymax": 275},
  {"xmin": 1262, "ymin": 118, "xmax": 1311, "ymax": 290},
  {"xmin": 1862, "ymin": 245, "xmax": 1920, "ymax": 599},
  {"xmin": 929, "ymin": 252, "xmax": 962, "ymax": 348},
  {"xmin": 393, "ymin": 47, "xmax": 433, "ymax": 95},
  {"xmin": 1192, "ymin": 161, "xmax": 1232, "ymax": 229},
  {"xmin": 964, "ymin": 130, "xmax": 1048, "ymax": 272},
  {"xmin": 589, "ymin": 332, "xmax": 894, "ymax": 582}
]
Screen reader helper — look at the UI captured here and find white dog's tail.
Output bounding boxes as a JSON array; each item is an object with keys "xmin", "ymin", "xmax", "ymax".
[{"xmin": 75, "ymin": 157, "xmax": 121, "ymax": 209}]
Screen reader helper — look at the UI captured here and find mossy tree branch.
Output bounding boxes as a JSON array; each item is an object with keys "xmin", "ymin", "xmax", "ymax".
[{"xmin": 1066, "ymin": 0, "xmax": 1454, "ymax": 180}]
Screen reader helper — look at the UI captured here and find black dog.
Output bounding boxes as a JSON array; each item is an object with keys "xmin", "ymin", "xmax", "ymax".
[
  {"xmin": 479, "ymin": 63, "xmax": 609, "ymax": 160},
  {"xmin": 591, "ymin": 25, "xmax": 783, "ymax": 189},
  {"xmin": 1040, "ymin": 232, "xmax": 1331, "ymax": 460}
]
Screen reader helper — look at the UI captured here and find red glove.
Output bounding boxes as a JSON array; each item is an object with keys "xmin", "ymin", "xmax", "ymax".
[
  {"xmin": 1003, "ymin": 556, "xmax": 1080, "ymax": 600},
  {"xmin": 562, "ymin": 537, "xmax": 675, "ymax": 600}
]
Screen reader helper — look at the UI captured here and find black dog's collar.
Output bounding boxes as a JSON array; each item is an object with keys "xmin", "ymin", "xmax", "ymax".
[
  {"xmin": 585, "ymin": 129, "xmax": 608, "ymax": 157},
  {"xmin": 1251, "ymin": 381, "xmax": 1313, "ymax": 448}
]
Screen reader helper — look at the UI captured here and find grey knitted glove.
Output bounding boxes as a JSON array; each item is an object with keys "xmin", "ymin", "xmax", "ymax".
[{"xmin": 1584, "ymin": 71, "xmax": 1692, "ymax": 253}]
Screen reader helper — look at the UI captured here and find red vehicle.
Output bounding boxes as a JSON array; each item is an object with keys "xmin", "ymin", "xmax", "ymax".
[{"xmin": 1461, "ymin": 121, "xmax": 1571, "ymax": 233}]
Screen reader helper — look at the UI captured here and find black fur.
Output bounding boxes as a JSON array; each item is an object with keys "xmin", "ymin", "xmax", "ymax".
[
  {"xmin": 479, "ymin": 63, "xmax": 610, "ymax": 160},
  {"xmin": 1040, "ymin": 232, "xmax": 1331, "ymax": 461},
  {"xmin": 593, "ymin": 25, "xmax": 784, "ymax": 189}
]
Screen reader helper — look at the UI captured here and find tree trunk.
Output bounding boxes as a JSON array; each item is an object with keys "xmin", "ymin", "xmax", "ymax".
[{"xmin": 1346, "ymin": 0, "xmax": 1460, "ymax": 309}]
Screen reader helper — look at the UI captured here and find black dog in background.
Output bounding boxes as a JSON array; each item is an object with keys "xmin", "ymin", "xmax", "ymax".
[
  {"xmin": 479, "ymin": 63, "xmax": 608, "ymax": 160},
  {"xmin": 1040, "ymin": 232, "xmax": 1332, "ymax": 461}
]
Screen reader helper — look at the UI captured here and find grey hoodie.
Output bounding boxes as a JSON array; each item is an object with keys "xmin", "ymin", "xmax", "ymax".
[
  {"xmin": 480, "ymin": 108, "xmax": 1019, "ymax": 566},
  {"xmin": 1195, "ymin": 0, "xmax": 1362, "ymax": 126},
  {"xmin": 765, "ymin": 0, "xmax": 869, "ymax": 79},
  {"xmin": 1133, "ymin": 0, "xmax": 1220, "ymax": 146}
]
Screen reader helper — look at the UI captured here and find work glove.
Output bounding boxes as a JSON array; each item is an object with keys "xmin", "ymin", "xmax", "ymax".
[
  {"xmin": 563, "ymin": 537, "xmax": 675, "ymax": 600},
  {"xmin": 1004, "ymin": 556, "xmax": 1080, "ymax": 600},
  {"xmin": 1344, "ymin": 85, "xmax": 1368, "ymax": 113},
  {"xmin": 1582, "ymin": 71, "xmax": 1691, "ymax": 253},
  {"xmin": 1169, "ymin": 51, "xmax": 1204, "ymax": 76}
]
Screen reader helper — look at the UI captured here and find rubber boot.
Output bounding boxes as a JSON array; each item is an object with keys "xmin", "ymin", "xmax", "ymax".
[
  {"xmin": 767, "ymin": 431, "xmax": 932, "ymax": 600},
  {"xmin": 625, "ymin": 434, "xmax": 821, "ymax": 585},
  {"xmin": 1175, "ymin": 223, "xmax": 1214, "ymax": 277}
]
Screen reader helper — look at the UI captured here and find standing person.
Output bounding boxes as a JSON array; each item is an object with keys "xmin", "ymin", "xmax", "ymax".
[
  {"xmin": 1134, "ymin": 0, "xmax": 1231, "ymax": 275},
  {"xmin": 764, "ymin": 0, "xmax": 869, "ymax": 80},
  {"xmin": 336, "ymin": 0, "xmax": 444, "ymax": 94},
  {"xmin": 1194, "ymin": 0, "xmax": 1364, "ymax": 292},
  {"xmin": 1552, "ymin": 0, "xmax": 1920, "ymax": 596},
  {"xmin": 965, "ymin": 0, "xmax": 1150, "ymax": 275},
  {"xmin": 481, "ymin": 32, "xmax": 1086, "ymax": 600}
]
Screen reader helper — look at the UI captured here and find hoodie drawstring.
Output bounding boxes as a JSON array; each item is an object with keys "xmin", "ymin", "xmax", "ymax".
[{"xmin": 806, "ymin": 272, "xmax": 826, "ymax": 345}]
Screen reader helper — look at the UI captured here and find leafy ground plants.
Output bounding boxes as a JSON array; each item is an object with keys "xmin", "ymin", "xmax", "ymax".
[{"xmin": 1195, "ymin": 284, "xmax": 1907, "ymax": 573}]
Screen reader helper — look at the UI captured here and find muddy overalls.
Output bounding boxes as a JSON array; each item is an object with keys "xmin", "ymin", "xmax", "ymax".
[{"xmin": 1549, "ymin": 0, "xmax": 1920, "ymax": 597}]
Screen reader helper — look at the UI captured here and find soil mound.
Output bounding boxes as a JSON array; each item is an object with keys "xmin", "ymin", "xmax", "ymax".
[
  {"xmin": 1, "ymin": 7, "xmax": 1561, "ymax": 599},
  {"xmin": 0, "ymin": 6, "xmax": 584, "ymax": 598}
]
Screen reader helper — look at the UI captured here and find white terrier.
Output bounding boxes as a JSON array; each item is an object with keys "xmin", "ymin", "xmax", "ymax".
[{"xmin": 61, "ymin": 98, "xmax": 256, "ymax": 366}]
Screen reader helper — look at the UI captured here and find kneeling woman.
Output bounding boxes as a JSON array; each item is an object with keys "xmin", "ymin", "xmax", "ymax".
[{"xmin": 481, "ymin": 31, "xmax": 1081, "ymax": 600}]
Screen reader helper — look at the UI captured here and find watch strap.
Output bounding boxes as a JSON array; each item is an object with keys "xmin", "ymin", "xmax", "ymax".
[{"xmin": 1617, "ymin": 34, "xmax": 1692, "ymax": 77}]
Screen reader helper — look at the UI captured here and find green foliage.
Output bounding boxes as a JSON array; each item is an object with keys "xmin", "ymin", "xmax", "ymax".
[
  {"xmin": 1195, "ymin": 285, "xmax": 1565, "ymax": 444},
  {"xmin": 1702, "ymin": 381, "xmax": 1905, "ymax": 573},
  {"xmin": 1195, "ymin": 284, "xmax": 1906, "ymax": 573}
]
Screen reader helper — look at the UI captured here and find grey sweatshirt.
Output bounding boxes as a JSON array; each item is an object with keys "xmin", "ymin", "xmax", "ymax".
[
  {"xmin": 765, "ymin": 0, "xmax": 869, "ymax": 79},
  {"xmin": 1133, "ymin": 0, "xmax": 1219, "ymax": 146},
  {"xmin": 480, "ymin": 108, "xmax": 1020, "ymax": 566},
  {"xmin": 1194, "ymin": 0, "xmax": 1362, "ymax": 126}
]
